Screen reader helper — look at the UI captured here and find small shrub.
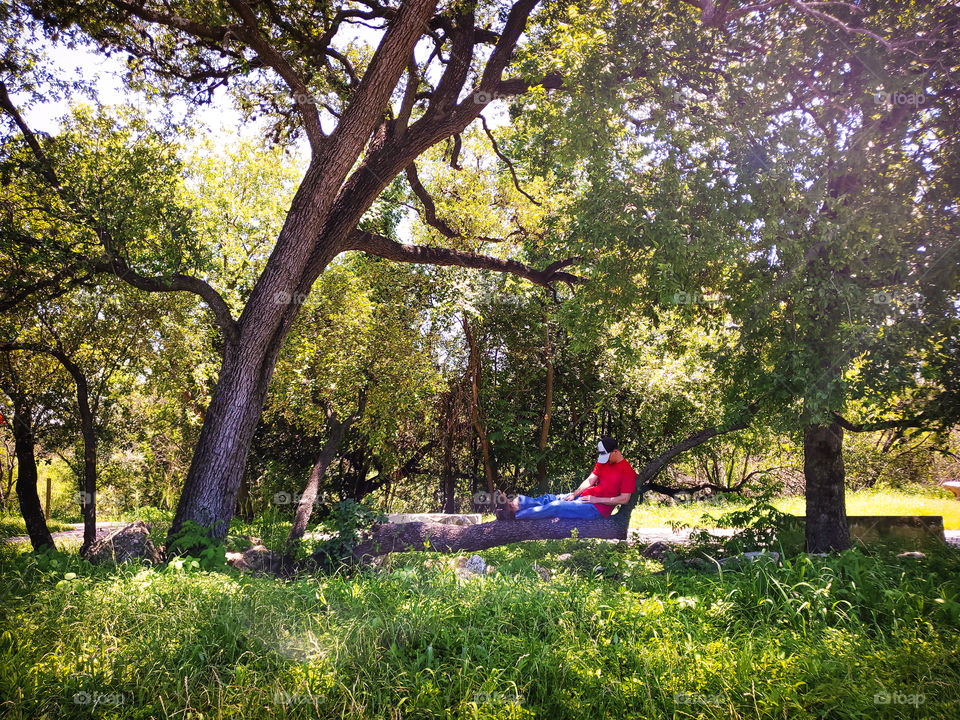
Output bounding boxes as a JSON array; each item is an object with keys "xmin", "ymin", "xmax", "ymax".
[
  {"xmin": 164, "ymin": 520, "xmax": 227, "ymax": 570},
  {"xmin": 309, "ymin": 499, "xmax": 385, "ymax": 571}
]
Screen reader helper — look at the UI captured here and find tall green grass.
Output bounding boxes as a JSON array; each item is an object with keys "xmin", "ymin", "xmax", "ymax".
[{"xmin": 1, "ymin": 538, "xmax": 958, "ymax": 719}]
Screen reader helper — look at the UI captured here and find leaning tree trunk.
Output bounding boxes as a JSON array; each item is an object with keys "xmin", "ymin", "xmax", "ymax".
[
  {"xmin": 11, "ymin": 401, "xmax": 54, "ymax": 551},
  {"xmin": 167, "ymin": 198, "xmax": 341, "ymax": 543},
  {"xmin": 285, "ymin": 413, "xmax": 354, "ymax": 557},
  {"xmin": 167, "ymin": 309, "xmax": 304, "ymax": 541},
  {"xmin": 804, "ymin": 421, "xmax": 850, "ymax": 552}
]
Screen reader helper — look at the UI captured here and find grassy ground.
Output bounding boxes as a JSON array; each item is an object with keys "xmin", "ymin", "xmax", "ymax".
[
  {"xmin": 1, "ymin": 535, "xmax": 958, "ymax": 719},
  {"xmin": 0, "ymin": 516, "xmax": 73, "ymax": 541},
  {"xmin": 627, "ymin": 486, "xmax": 960, "ymax": 531}
]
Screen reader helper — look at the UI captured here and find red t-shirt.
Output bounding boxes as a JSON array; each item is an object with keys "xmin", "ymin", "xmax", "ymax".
[{"xmin": 580, "ymin": 460, "xmax": 637, "ymax": 517}]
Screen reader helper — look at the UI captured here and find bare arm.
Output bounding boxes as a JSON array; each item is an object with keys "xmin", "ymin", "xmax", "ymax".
[
  {"xmin": 584, "ymin": 492, "xmax": 632, "ymax": 506},
  {"xmin": 564, "ymin": 473, "xmax": 598, "ymax": 500}
]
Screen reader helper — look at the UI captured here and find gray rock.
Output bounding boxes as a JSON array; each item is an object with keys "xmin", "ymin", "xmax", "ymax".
[
  {"xmin": 642, "ymin": 541, "xmax": 672, "ymax": 559},
  {"xmin": 82, "ymin": 521, "xmax": 162, "ymax": 565},
  {"xmin": 464, "ymin": 554, "xmax": 487, "ymax": 574},
  {"xmin": 719, "ymin": 551, "xmax": 780, "ymax": 567},
  {"xmin": 228, "ymin": 544, "xmax": 283, "ymax": 573}
]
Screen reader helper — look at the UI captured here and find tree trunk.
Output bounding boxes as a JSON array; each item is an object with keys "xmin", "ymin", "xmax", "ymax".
[
  {"xmin": 536, "ymin": 349, "xmax": 554, "ymax": 493},
  {"xmin": 167, "ymin": 223, "xmax": 340, "ymax": 543},
  {"xmin": 234, "ymin": 473, "xmax": 254, "ymax": 523},
  {"xmin": 804, "ymin": 421, "xmax": 850, "ymax": 552},
  {"xmin": 73, "ymin": 370, "xmax": 97, "ymax": 555},
  {"xmin": 1, "ymin": 437, "xmax": 14, "ymax": 511},
  {"xmin": 285, "ymin": 414, "xmax": 352, "ymax": 556},
  {"xmin": 441, "ymin": 430, "xmax": 456, "ymax": 514},
  {"xmin": 440, "ymin": 390, "xmax": 457, "ymax": 513},
  {"xmin": 11, "ymin": 400, "xmax": 54, "ymax": 551},
  {"xmin": 463, "ymin": 318, "xmax": 497, "ymax": 498}
]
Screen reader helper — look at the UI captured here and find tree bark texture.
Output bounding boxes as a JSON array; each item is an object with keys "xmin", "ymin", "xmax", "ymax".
[
  {"xmin": 285, "ymin": 413, "xmax": 354, "ymax": 554},
  {"xmin": 11, "ymin": 400, "xmax": 55, "ymax": 551},
  {"xmin": 804, "ymin": 421, "xmax": 850, "ymax": 552}
]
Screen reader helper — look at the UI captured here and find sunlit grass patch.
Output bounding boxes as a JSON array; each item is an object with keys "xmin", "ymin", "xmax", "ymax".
[
  {"xmin": 630, "ymin": 485, "xmax": 960, "ymax": 530},
  {"xmin": 0, "ymin": 516, "xmax": 73, "ymax": 540}
]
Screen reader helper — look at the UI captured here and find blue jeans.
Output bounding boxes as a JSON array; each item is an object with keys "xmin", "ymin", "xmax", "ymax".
[{"xmin": 514, "ymin": 493, "xmax": 602, "ymax": 520}]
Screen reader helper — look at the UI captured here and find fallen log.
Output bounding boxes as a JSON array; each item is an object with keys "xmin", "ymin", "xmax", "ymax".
[{"xmin": 352, "ymin": 515, "xmax": 631, "ymax": 559}]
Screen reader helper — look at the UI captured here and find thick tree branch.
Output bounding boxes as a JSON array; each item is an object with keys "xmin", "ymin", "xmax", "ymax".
[
  {"xmin": 0, "ymin": 81, "xmax": 59, "ymax": 186},
  {"xmin": 395, "ymin": 55, "xmax": 420, "ymax": 135},
  {"xmin": 637, "ymin": 414, "xmax": 754, "ymax": 487},
  {"xmin": 428, "ymin": 9, "xmax": 475, "ymax": 114},
  {"xmin": 831, "ymin": 411, "xmax": 929, "ymax": 433},
  {"xmin": 492, "ymin": 72, "xmax": 565, "ymax": 98},
  {"xmin": 89, "ymin": 258, "xmax": 239, "ymax": 347},
  {"xmin": 346, "ymin": 230, "xmax": 583, "ymax": 290},
  {"xmin": 226, "ymin": 0, "xmax": 324, "ymax": 153},
  {"xmin": 323, "ymin": 0, "xmax": 438, "ymax": 172},
  {"xmin": 474, "ymin": 0, "xmax": 541, "ymax": 99},
  {"xmin": 405, "ymin": 163, "xmax": 457, "ymax": 238}
]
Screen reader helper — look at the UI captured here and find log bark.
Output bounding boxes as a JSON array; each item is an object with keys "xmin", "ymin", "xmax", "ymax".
[{"xmin": 353, "ymin": 513, "xmax": 632, "ymax": 558}]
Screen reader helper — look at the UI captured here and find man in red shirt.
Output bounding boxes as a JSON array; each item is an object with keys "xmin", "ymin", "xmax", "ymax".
[{"xmin": 496, "ymin": 436, "xmax": 637, "ymax": 520}]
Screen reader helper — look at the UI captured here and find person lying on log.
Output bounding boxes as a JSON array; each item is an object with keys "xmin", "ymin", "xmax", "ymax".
[{"xmin": 495, "ymin": 436, "xmax": 637, "ymax": 521}]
